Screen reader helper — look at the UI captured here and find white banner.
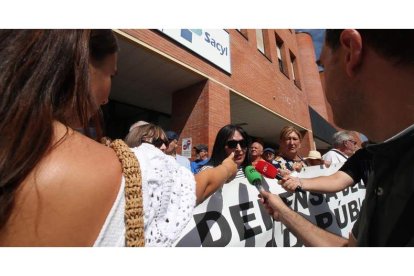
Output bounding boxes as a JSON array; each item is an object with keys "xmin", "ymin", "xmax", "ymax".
[{"xmin": 174, "ymin": 163, "xmax": 366, "ymax": 247}]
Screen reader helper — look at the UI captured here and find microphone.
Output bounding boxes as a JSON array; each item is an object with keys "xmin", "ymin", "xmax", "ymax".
[
  {"xmin": 255, "ymin": 160, "xmax": 304, "ymax": 193},
  {"xmin": 255, "ymin": 160, "xmax": 283, "ymax": 180},
  {"xmin": 244, "ymin": 166, "xmax": 265, "ymax": 192}
]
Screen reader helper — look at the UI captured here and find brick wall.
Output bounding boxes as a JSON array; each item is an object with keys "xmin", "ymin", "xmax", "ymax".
[
  {"xmin": 120, "ymin": 29, "xmax": 322, "ymax": 154},
  {"xmin": 296, "ymin": 32, "xmax": 329, "ymax": 120},
  {"xmin": 171, "ymin": 80, "xmax": 230, "ymax": 158}
]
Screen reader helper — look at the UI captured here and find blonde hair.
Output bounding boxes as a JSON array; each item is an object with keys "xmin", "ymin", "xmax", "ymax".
[
  {"xmin": 279, "ymin": 126, "xmax": 302, "ymax": 141},
  {"xmin": 124, "ymin": 123, "xmax": 167, "ymax": 148}
]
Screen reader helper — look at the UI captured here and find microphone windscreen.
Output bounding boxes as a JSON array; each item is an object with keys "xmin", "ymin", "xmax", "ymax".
[
  {"xmin": 244, "ymin": 165, "xmax": 262, "ymax": 184},
  {"xmin": 255, "ymin": 160, "xmax": 279, "ymax": 179}
]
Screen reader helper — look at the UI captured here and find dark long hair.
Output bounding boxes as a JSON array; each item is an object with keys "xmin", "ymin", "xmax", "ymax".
[
  {"xmin": 0, "ymin": 30, "xmax": 118, "ymax": 229},
  {"xmin": 207, "ymin": 124, "xmax": 251, "ymax": 168}
]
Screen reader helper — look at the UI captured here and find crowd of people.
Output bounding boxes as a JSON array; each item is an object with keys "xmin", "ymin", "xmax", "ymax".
[
  {"xmin": 121, "ymin": 120, "xmax": 356, "ymax": 183},
  {"xmin": 1, "ymin": 29, "xmax": 413, "ymax": 247}
]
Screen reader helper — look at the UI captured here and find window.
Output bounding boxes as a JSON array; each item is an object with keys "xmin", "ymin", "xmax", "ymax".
[
  {"xmin": 256, "ymin": 29, "xmax": 265, "ymax": 54},
  {"xmin": 290, "ymin": 51, "xmax": 301, "ymax": 89},
  {"xmin": 275, "ymin": 34, "xmax": 288, "ymax": 77},
  {"xmin": 276, "ymin": 40, "xmax": 283, "ymax": 71}
]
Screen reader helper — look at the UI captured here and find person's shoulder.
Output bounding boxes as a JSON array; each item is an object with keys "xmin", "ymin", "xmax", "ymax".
[
  {"xmin": 55, "ymin": 132, "xmax": 122, "ymax": 187},
  {"xmin": 322, "ymin": 150, "xmax": 335, "ymax": 159},
  {"xmin": 322, "ymin": 150, "xmax": 334, "ymax": 156},
  {"xmin": 350, "ymin": 148, "xmax": 369, "ymax": 159},
  {"xmin": 176, "ymin": 154, "xmax": 190, "ymax": 163},
  {"xmin": 13, "ymin": 131, "xmax": 122, "ymax": 245},
  {"xmin": 133, "ymin": 143, "xmax": 176, "ymax": 167}
]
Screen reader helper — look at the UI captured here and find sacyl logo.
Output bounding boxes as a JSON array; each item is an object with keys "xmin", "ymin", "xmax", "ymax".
[
  {"xmin": 204, "ymin": 32, "xmax": 228, "ymax": 56},
  {"xmin": 180, "ymin": 29, "xmax": 202, "ymax": 43},
  {"xmin": 180, "ymin": 29, "xmax": 229, "ymax": 57}
]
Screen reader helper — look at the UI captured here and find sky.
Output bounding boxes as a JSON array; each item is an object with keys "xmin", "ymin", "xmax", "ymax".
[{"xmin": 296, "ymin": 29, "xmax": 325, "ymax": 59}]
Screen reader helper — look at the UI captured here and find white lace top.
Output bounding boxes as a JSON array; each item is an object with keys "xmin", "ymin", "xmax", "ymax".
[{"xmin": 93, "ymin": 143, "xmax": 196, "ymax": 247}]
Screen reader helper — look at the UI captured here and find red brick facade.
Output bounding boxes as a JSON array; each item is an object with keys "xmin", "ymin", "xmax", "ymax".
[{"xmin": 117, "ymin": 29, "xmax": 332, "ymax": 158}]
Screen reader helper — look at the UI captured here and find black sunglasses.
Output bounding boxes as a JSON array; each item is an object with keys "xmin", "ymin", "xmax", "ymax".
[
  {"xmin": 142, "ymin": 138, "xmax": 169, "ymax": 148},
  {"xmin": 226, "ymin": 139, "xmax": 247, "ymax": 149}
]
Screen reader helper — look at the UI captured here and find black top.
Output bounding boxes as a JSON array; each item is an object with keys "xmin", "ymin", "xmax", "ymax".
[
  {"xmin": 353, "ymin": 125, "xmax": 414, "ymax": 246},
  {"xmin": 339, "ymin": 148, "xmax": 373, "ymax": 185}
]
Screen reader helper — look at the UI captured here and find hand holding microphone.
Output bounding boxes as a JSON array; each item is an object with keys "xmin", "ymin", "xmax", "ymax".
[
  {"xmin": 279, "ymin": 176, "xmax": 305, "ymax": 193},
  {"xmin": 254, "ymin": 160, "xmax": 305, "ymax": 193}
]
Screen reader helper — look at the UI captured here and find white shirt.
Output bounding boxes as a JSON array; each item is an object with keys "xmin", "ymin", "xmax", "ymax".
[
  {"xmin": 93, "ymin": 143, "xmax": 196, "ymax": 247},
  {"xmin": 322, "ymin": 149, "xmax": 348, "ymax": 164}
]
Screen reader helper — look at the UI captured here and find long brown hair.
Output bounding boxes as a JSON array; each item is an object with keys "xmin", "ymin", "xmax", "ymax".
[{"xmin": 0, "ymin": 30, "xmax": 118, "ymax": 229}]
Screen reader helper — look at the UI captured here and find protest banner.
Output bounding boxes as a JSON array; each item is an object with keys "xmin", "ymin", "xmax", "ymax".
[{"xmin": 174, "ymin": 163, "xmax": 366, "ymax": 247}]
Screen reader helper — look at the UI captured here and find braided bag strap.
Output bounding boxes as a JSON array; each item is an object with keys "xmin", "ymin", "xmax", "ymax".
[{"xmin": 109, "ymin": 139, "xmax": 145, "ymax": 247}]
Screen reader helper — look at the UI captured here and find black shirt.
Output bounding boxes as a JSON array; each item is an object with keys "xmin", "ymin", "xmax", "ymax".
[
  {"xmin": 339, "ymin": 148, "xmax": 373, "ymax": 186},
  {"xmin": 354, "ymin": 125, "xmax": 414, "ymax": 246}
]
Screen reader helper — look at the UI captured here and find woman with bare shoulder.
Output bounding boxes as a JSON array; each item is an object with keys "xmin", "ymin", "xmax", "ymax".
[{"xmin": 0, "ymin": 30, "xmax": 236, "ymax": 246}]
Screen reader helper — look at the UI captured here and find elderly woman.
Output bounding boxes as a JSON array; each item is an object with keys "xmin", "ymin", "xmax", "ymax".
[
  {"xmin": 124, "ymin": 123, "xmax": 169, "ymax": 152},
  {"xmin": 274, "ymin": 126, "xmax": 307, "ymax": 174}
]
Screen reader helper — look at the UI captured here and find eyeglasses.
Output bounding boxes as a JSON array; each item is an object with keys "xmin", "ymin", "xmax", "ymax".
[
  {"xmin": 142, "ymin": 138, "xmax": 169, "ymax": 148},
  {"xmin": 226, "ymin": 139, "xmax": 248, "ymax": 149},
  {"xmin": 347, "ymin": 140, "xmax": 357, "ymax": 145}
]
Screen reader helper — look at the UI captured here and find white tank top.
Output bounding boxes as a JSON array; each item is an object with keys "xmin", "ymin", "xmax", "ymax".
[{"xmin": 93, "ymin": 143, "xmax": 196, "ymax": 247}]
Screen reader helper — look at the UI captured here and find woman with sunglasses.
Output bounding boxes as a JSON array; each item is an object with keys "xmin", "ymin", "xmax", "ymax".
[
  {"xmin": 202, "ymin": 124, "xmax": 250, "ymax": 180},
  {"xmin": 125, "ymin": 123, "xmax": 169, "ymax": 152}
]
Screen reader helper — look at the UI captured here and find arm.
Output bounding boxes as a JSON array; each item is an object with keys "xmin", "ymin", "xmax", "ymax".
[
  {"xmin": 194, "ymin": 152, "xmax": 237, "ymax": 205},
  {"xmin": 259, "ymin": 190, "xmax": 348, "ymax": 247},
  {"xmin": 280, "ymin": 171, "xmax": 354, "ymax": 193}
]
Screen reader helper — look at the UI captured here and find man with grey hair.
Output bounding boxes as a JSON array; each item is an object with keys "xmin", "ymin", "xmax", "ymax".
[{"xmin": 322, "ymin": 130, "xmax": 358, "ymax": 164}]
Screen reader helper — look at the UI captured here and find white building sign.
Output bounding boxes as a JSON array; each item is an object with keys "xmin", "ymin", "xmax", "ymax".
[{"xmin": 159, "ymin": 29, "xmax": 231, "ymax": 73}]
